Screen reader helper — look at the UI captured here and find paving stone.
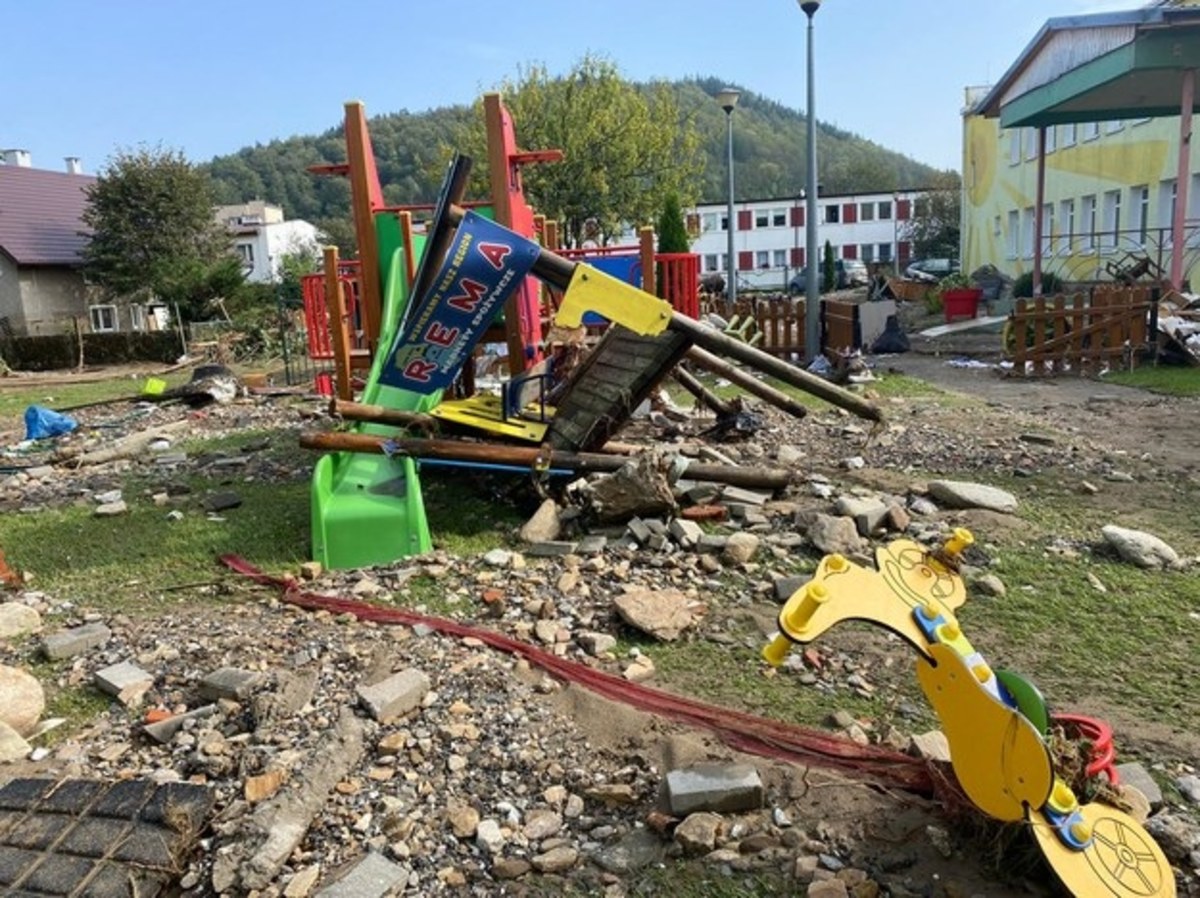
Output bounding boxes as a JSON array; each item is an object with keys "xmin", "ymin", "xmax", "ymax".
[
  {"xmin": 525, "ymin": 541, "xmax": 578, "ymax": 557},
  {"xmin": 665, "ymin": 763, "xmax": 764, "ymax": 815},
  {"xmin": 41, "ymin": 622, "xmax": 111, "ymax": 660},
  {"xmin": 198, "ymin": 666, "xmax": 264, "ymax": 701},
  {"xmin": 720, "ymin": 486, "xmax": 771, "ymax": 506},
  {"xmin": 696, "ymin": 534, "xmax": 728, "ymax": 554},
  {"xmin": 1114, "ymin": 763, "xmax": 1163, "ymax": 809},
  {"xmin": 94, "ymin": 661, "xmax": 154, "ymax": 707},
  {"xmin": 669, "ymin": 518, "xmax": 704, "ymax": 548},
  {"xmin": 357, "ymin": 668, "xmax": 431, "ymax": 722}
]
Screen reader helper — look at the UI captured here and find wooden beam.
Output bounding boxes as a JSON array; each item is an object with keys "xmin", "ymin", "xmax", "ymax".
[
  {"xmin": 324, "ymin": 246, "xmax": 354, "ymax": 401},
  {"xmin": 686, "ymin": 347, "xmax": 809, "ymax": 419},
  {"xmin": 299, "ymin": 430, "xmax": 792, "ymax": 490},
  {"xmin": 343, "ymin": 101, "xmax": 384, "ymax": 353}
]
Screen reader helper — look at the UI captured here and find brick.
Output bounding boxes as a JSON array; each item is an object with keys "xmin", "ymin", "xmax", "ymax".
[
  {"xmin": 668, "ymin": 519, "xmax": 703, "ymax": 548},
  {"xmin": 41, "ymin": 622, "xmax": 111, "ymax": 660},
  {"xmin": 316, "ymin": 851, "xmax": 411, "ymax": 898},
  {"xmin": 198, "ymin": 667, "xmax": 264, "ymax": 701},
  {"xmin": 356, "ymin": 669, "xmax": 430, "ymax": 722},
  {"xmin": 665, "ymin": 763, "xmax": 764, "ymax": 815}
]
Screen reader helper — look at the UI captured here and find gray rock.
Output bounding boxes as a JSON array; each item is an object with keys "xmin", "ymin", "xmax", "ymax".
[
  {"xmin": 927, "ymin": 480, "xmax": 1018, "ymax": 513},
  {"xmin": 1114, "ymin": 763, "xmax": 1163, "ymax": 810},
  {"xmin": 519, "ymin": 498, "xmax": 562, "ymax": 543},
  {"xmin": 578, "ymin": 631, "xmax": 618, "ymax": 655},
  {"xmin": 674, "ymin": 812, "xmax": 723, "ymax": 855},
  {"xmin": 908, "ymin": 730, "xmax": 951, "ymax": 762},
  {"xmin": 483, "ymin": 548, "xmax": 512, "ymax": 567},
  {"xmin": 721, "ymin": 532, "xmax": 760, "ymax": 564},
  {"xmin": 666, "ymin": 763, "xmax": 764, "ymax": 815},
  {"xmin": 357, "ymin": 668, "xmax": 431, "ymax": 722},
  {"xmin": 315, "ymin": 852, "xmax": 410, "ymax": 898},
  {"xmin": 476, "ymin": 818, "xmax": 505, "ymax": 854},
  {"xmin": 0, "ymin": 720, "xmax": 31, "ymax": 762},
  {"xmin": 94, "ymin": 500, "xmax": 128, "ymax": 517},
  {"xmin": 1145, "ymin": 812, "xmax": 1200, "ymax": 863},
  {"xmin": 0, "ymin": 603, "xmax": 42, "ymax": 639},
  {"xmin": 806, "ymin": 514, "xmax": 866, "ymax": 556},
  {"xmin": 522, "ymin": 809, "xmax": 563, "ymax": 841},
  {"xmin": 776, "ymin": 445, "xmax": 804, "ymax": 466},
  {"xmin": 42, "ymin": 622, "xmax": 111, "ymax": 660},
  {"xmin": 1101, "ymin": 524, "xmax": 1181, "ymax": 569},
  {"xmin": 908, "ymin": 496, "xmax": 939, "ymax": 516},
  {"xmin": 1176, "ymin": 773, "xmax": 1200, "ymax": 804},
  {"xmin": 204, "ymin": 491, "xmax": 243, "ymax": 512},
  {"xmin": 720, "ymin": 485, "xmax": 772, "ymax": 506},
  {"xmin": 696, "ymin": 534, "xmax": 728, "ymax": 554},
  {"xmin": 627, "ymin": 518, "xmax": 654, "ymax": 545},
  {"xmin": 576, "ymin": 535, "xmax": 607, "ymax": 555},
  {"xmin": 971, "ymin": 573, "xmax": 1007, "ymax": 598},
  {"xmin": 531, "ymin": 845, "xmax": 578, "ymax": 873},
  {"xmin": 591, "ymin": 829, "xmax": 664, "ymax": 873},
  {"xmin": 94, "ymin": 489, "xmax": 123, "ymax": 504},
  {"xmin": 613, "ymin": 588, "xmax": 699, "ymax": 641},
  {"xmin": 0, "ymin": 665, "xmax": 43, "ymax": 735},
  {"xmin": 199, "ymin": 666, "xmax": 264, "ymax": 701},
  {"xmin": 834, "ymin": 496, "xmax": 888, "ymax": 536},
  {"xmin": 773, "ymin": 575, "xmax": 807, "ymax": 602}
]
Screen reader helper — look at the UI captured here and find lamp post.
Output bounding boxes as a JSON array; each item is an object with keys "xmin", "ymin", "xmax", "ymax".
[
  {"xmin": 800, "ymin": 0, "xmax": 822, "ymax": 362},
  {"xmin": 716, "ymin": 87, "xmax": 740, "ymax": 305}
]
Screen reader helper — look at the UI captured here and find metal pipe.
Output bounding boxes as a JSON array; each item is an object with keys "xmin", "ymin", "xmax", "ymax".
[
  {"xmin": 686, "ymin": 347, "xmax": 809, "ymax": 419},
  {"xmin": 803, "ymin": 3, "xmax": 821, "ymax": 362}
]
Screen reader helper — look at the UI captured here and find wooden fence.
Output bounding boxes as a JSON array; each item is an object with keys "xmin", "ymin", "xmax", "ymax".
[
  {"xmin": 1006, "ymin": 287, "xmax": 1155, "ymax": 377},
  {"xmin": 700, "ymin": 297, "xmax": 866, "ymax": 359}
]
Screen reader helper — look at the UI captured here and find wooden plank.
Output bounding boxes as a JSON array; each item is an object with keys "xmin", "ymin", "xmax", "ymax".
[
  {"xmin": 1013, "ymin": 300, "xmax": 1028, "ymax": 373},
  {"xmin": 1051, "ymin": 296, "xmax": 1066, "ymax": 375},
  {"xmin": 324, "ymin": 247, "xmax": 354, "ymax": 401}
]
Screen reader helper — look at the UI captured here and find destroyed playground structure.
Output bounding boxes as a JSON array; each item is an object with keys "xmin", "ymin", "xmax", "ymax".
[{"xmin": 1, "ymin": 96, "xmax": 1198, "ymax": 898}]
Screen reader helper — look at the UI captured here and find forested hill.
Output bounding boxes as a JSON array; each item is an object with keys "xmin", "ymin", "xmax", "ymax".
[{"xmin": 204, "ymin": 76, "xmax": 945, "ymax": 233}]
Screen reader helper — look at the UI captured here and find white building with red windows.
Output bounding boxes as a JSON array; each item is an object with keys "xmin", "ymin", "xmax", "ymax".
[{"xmin": 688, "ymin": 189, "xmax": 926, "ymax": 292}]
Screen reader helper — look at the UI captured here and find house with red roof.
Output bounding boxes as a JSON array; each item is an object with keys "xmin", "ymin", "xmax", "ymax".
[{"xmin": 0, "ymin": 151, "xmax": 108, "ymax": 337}]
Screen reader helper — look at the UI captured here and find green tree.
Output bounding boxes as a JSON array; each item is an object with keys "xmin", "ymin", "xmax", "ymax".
[
  {"xmin": 82, "ymin": 146, "xmax": 241, "ymax": 320},
  {"xmin": 822, "ymin": 240, "xmax": 835, "ymax": 293},
  {"xmin": 656, "ymin": 192, "xmax": 690, "ymax": 254},
  {"xmin": 277, "ymin": 245, "xmax": 322, "ymax": 303},
  {"xmin": 461, "ymin": 56, "xmax": 705, "ymax": 247},
  {"xmin": 903, "ymin": 170, "xmax": 962, "ymax": 260}
]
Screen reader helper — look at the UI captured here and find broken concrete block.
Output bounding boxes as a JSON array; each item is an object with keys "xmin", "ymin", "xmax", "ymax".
[
  {"xmin": 357, "ymin": 668, "xmax": 431, "ymax": 722},
  {"xmin": 94, "ymin": 661, "xmax": 154, "ymax": 707},
  {"xmin": 525, "ymin": 541, "xmax": 578, "ymax": 558},
  {"xmin": 576, "ymin": 535, "xmax": 608, "ymax": 555},
  {"xmin": 626, "ymin": 517, "xmax": 653, "ymax": 545},
  {"xmin": 665, "ymin": 763, "xmax": 764, "ymax": 815},
  {"xmin": 669, "ymin": 518, "xmax": 704, "ymax": 548},
  {"xmin": 199, "ymin": 667, "xmax": 265, "ymax": 702},
  {"xmin": 720, "ymin": 486, "xmax": 771, "ymax": 506},
  {"xmin": 42, "ymin": 622, "xmax": 111, "ymax": 660},
  {"xmin": 142, "ymin": 704, "xmax": 219, "ymax": 744}
]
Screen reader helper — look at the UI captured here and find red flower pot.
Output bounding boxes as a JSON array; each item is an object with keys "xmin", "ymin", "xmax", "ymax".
[{"xmin": 942, "ymin": 287, "xmax": 981, "ymax": 322}]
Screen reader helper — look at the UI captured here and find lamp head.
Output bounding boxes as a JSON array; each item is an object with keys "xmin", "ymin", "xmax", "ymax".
[
  {"xmin": 716, "ymin": 87, "xmax": 740, "ymax": 114},
  {"xmin": 799, "ymin": 0, "xmax": 821, "ymax": 17}
]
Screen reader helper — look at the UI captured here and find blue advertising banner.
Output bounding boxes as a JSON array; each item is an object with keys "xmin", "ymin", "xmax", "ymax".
[{"xmin": 380, "ymin": 211, "xmax": 540, "ymax": 392}]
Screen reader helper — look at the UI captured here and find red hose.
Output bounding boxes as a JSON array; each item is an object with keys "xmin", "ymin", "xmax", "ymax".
[
  {"xmin": 220, "ymin": 555, "xmax": 934, "ymax": 795},
  {"xmin": 1052, "ymin": 713, "xmax": 1119, "ymax": 786}
]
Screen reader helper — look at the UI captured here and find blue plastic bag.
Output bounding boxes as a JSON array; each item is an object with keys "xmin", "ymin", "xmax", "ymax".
[{"xmin": 24, "ymin": 405, "xmax": 78, "ymax": 441}]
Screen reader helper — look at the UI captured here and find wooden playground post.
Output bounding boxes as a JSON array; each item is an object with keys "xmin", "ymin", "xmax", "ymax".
[
  {"xmin": 324, "ymin": 246, "xmax": 354, "ymax": 401},
  {"xmin": 639, "ymin": 226, "xmax": 656, "ymax": 294},
  {"xmin": 398, "ymin": 210, "xmax": 416, "ymax": 291},
  {"xmin": 343, "ymin": 101, "xmax": 384, "ymax": 354}
]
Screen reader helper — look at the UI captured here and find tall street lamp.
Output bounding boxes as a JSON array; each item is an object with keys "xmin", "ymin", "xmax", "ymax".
[
  {"xmin": 800, "ymin": 0, "xmax": 822, "ymax": 362},
  {"xmin": 716, "ymin": 87, "xmax": 740, "ymax": 305}
]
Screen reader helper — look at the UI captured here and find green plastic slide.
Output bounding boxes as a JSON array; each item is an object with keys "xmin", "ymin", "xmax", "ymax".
[{"xmin": 310, "ymin": 220, "xmax": 438, "ymax": 569}]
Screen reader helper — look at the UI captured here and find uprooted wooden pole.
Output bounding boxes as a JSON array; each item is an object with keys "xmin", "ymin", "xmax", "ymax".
[
  {"xmin": 685, "ymin": 347, "xmax": 809, "ymax": 420},
  {"xmin": 329, "ymin": 399, "xmax": 438, "ymax": 434},
  {"xmin": 299, "ymin": 431, "xmax": 792, "ymax": 491},
  {"xmin": 445, "ymin": 204, "xmax": 882, "ymax": 424},
  {"xmin": 671, "ymin": 366, "xmax": 737, "ymax": 418}
]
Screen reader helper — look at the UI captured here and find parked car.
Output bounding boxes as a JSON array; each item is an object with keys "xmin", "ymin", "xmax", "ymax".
[
  {"xmin": 788, "ymin": 258, "xmax": 869, "ymax": 293},
  {"xmin": 904, "ymin": 258, "xmax": 960, "ymax": 282}
]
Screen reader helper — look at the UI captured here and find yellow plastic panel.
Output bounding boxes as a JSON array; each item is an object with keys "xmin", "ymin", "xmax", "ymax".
[
  {"xmin": 1030, "ymin": 803, "xmax": 1175, "ymax": 898},
  {"xmin": 554, "ymin": 265, "xmax": 673, "ymax": 336},
  {"xmin": 916, "ymin": 643, "xmax": 1053, "ymax": 822},
  {"xmin": 774, "ymin": 551, "xmax": 946, "ymax": 657},
  {"xmin": 876, "ymin": 538, "xmax": 967, "ymax": 612},
  {"xmin": 431, "ymin": 396, "xmax": 549, "ymax": 442}
]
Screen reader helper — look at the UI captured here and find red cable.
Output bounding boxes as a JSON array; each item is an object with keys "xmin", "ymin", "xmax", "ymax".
[{"xmin": 220, "ymin": 555, "xmax": 934, "ymax": 795}]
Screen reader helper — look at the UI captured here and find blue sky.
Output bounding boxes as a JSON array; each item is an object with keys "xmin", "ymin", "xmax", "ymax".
[{"xmin": 3, "ymin": 0, "xmax": 1138, "ymax": 178}]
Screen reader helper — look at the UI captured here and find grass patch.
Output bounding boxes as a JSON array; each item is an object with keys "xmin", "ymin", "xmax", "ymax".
[
  {"xmin": 1102, "ymin": 365, "xmax": 1200, "ymax": 396},
  {"xmin": 0, "ymin": 372, "xmax": 194, "ymax": 422},
  {"xmin": 965, "ymin": 549, "xmax": 1200, "ymax": 730},
  {"xmin": 0, "ymin": 479, "xmax": 310, "ymax": 612},
  {"xmin": 422, "ymin": 469, "xmax": 526, "ymax": 556}
]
